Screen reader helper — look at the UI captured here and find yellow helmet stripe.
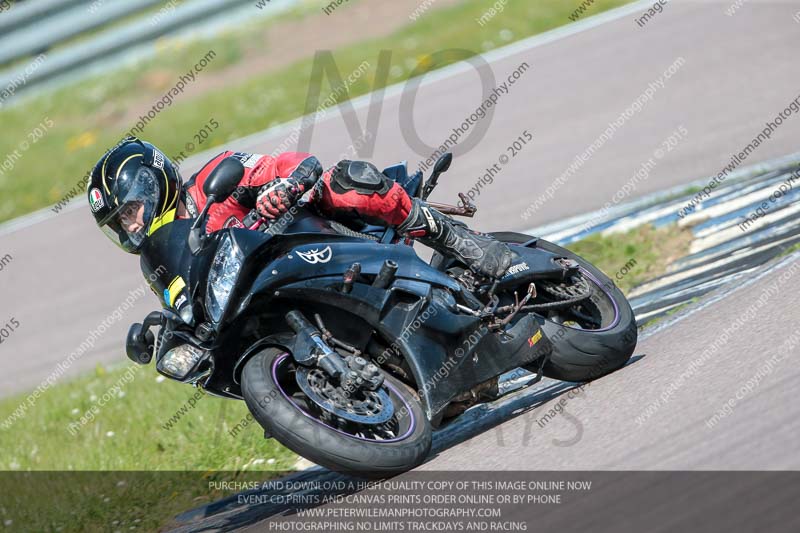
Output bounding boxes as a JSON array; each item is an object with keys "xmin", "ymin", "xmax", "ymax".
[
  {"xmin": 160, "ymin": 166, "xmax": 170, "ymax": 214},
  {"xmin": 100, "ymin": 152, "xmax": 112, "ymax": 194},
  {"xmin": 147, "ymin": 208, "xmax": 177, "ymax": 236},
  {"xmin": 106, "ymin": 154, "xmax": 144, "ymax": 196}
]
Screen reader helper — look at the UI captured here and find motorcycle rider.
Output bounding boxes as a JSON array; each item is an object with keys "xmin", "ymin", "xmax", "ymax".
[{"xmin": 87, "ymin": 137, "xmax": 512, "ymax": 278}]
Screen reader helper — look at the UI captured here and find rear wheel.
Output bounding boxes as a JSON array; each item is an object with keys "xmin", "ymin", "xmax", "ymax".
[
  {"xmin": 241, "ymin": 345, "xmax": 431, "ymax": 478},
  {"xmin": 494, "ymin": 234, "xmax": 637, "ymax": 382}
]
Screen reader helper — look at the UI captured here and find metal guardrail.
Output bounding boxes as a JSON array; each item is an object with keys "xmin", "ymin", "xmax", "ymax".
[
  {"xmin": 529, "ymin": 152, "xmax": 800, "ymax": 325},
  {"xmin": 0, "ymin": 0, "xmax": 165, "ymax": 67},
  {"xmin": 0, "ymin": 0, "xmax": 86, "ymax": 36},
  {"xmin": 0, "ymin": 0, "xmax": 262, "ymax": 101}
]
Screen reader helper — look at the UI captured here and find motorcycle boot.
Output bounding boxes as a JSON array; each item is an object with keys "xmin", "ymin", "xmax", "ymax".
[{"xmin": 397, "ymin": 198, "xmax": 513, "ymax": 279}]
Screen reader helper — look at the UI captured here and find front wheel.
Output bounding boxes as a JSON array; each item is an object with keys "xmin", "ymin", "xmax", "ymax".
[{"xmin": 241, "ymin": 347, "xmax": 431, "ymax": 478}]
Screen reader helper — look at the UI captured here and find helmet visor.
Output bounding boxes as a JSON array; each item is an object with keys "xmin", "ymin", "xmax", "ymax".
[{"xmin": 98, "ymin": 167, "xmax": 160, "ymax": 253}]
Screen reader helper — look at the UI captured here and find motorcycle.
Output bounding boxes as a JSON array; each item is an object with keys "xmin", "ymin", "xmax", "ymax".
[{"xmin": 126, "ymin": 153, "xmax": 637, "ymax": 476}]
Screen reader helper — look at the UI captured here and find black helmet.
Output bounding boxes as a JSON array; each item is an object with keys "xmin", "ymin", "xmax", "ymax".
[{"xmin": 88, "ymin": 137, "xmax": 182, "ymax": 253}]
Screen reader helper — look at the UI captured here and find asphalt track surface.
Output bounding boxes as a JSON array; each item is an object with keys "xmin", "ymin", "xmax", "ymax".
[
  {"xmin": 1, "ymin": 1, "xmax": 799, "ymax": 486},
  {"xmin": 168, "ymin": 249, "xmax": 800, "ymax": 531},
  {"xmin": 419, "ymin": 254, "xmax": 800, "ymax": 471}
]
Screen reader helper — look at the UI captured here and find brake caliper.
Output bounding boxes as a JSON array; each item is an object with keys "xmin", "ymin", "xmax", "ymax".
[{"xmin": 340, "ymin": 355, "xmax": 385, "ymax": 394}]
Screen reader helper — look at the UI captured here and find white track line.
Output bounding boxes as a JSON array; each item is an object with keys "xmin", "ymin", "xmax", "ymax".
[
  {"xmin": 638, "ymin": 250, "xmax": 800, "ymax": 341},
  {"xmin": 527, "ymin": 151, "xmax": 800, "ymax": 242}
]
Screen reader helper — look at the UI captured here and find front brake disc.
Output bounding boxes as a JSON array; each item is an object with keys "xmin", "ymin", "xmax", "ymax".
[{"xmin": 295, "ymin": 367, "xmax": 395, "ymax": 424}]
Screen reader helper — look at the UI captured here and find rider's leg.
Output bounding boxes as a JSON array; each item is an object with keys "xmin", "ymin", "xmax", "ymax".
[
  {"xmin": 313, "ymin": 160, "xmax": 512, "ymax": 278},
  {"xmin": 395, "ymin": 197, "xmax": 513, "ymax": 279},
  {"xmin": 312, "ymin": 161, "xmax": 413, "ymax": 226}
]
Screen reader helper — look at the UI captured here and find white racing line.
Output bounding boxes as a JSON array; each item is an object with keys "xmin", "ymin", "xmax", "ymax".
[
  {"xmin": 13, "ymin": 0, "xmax": 770, "ymax": 480},
  {"xmin": 523, "ymin": 149, "xmax": 800, "ymax": 325},
  {"xmin": 0, "ymin": 0, "xmax": 657, "ymax": 238},
  {"xmin": 455, "ymin": 247, "xmax": 800, "ymax": 471},
  {"xmin": 492, "ymin": 147, "xmax": 800, "ymax": 407},
  {"xmin": 174, "ymin": 247, "xmax": 800, "ymax": 527},
  {"xmin": 526, "ymin": 150, "xmax": 800, "ymax": 243},
  {"xmin": 635, "ymin": 250, "xmax": 800, "ymax": 342},
  {"xmin": 149, "ymin": 6, "xmax": 800, "ymax": 522}
]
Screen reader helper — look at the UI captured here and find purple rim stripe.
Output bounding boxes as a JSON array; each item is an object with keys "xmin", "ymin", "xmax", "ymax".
[
  {"xmin": 271, "ymin": 353, "xmax": 417, "ymax": 443},
  {"xmin": 556, "ymin": 267, "xmax": 620, "ymax": 332}
]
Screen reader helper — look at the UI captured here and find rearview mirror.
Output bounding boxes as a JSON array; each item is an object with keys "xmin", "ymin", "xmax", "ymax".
[
  {"xmin": 203, "ymin": 157, "xmax": 244, "ymax": 202},
  {"xmin": 190, "ymin": 157, "xmax": 245, "ymax": 255},
  {"xmin": 421, "ymin": 152, "xmax": 453, "ymax": 200},
  {"xmin": 433, "ymin": 152, "xmax": 452, "ymax": 175},
  {"xmin": 126, "ymin": 323, "xmax": 155, "ymax": 365}
]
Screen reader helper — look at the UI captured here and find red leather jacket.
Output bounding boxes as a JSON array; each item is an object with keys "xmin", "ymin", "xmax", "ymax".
[{"xmin": 184, "ymin": 150, "xmax": 316, "ymax": 233}]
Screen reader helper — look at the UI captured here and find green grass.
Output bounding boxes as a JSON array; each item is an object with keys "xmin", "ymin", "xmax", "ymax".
[
  {"xmin": 776, "ymin": 240, "xmax": 800, "ymax": 259},
  {"xmin": 680, "ymin": 185, "xmax": 703, "ymax": 196},
  {"xmin": 0, "ymin": 1, "xmax": 641, "ymax": 527},
  {"xmin": 0, "ymin": 361, "xmax": 298, "ymax": 530},
  {"xmin": 0, "ymin": 470, "xmax": 287, "ymax": 532},
  {"xmin": 568, "ymin": 223, "xmax": 695, "ymax": 329},
  {"xmin": 0, "ymin": 222, "xmax": 687, "ymax": 469},
  {"xmin": 641, "ymin": 296, "xmax": 700, "ymax": 328},
  {"xmin": 0, "ymin": 362, "xmax": 296, "ymax": 471},
  {"xmin": 0, "ymin": 226, "xmax": 688, "ymax": 468},
  {"xmin": 0, "ymin": 0, "xmax": 632, "ymax": 222},
  {"xmin": 665, "ymin": 297, "xmax": 699, "ymax": 317},
  {"xmin": 568, "ymin": 224, "xmax": 693, "ymax": 293},
  {"xmin": 0, "ymin": 218, "xmax": 688, "ymax": 530}
]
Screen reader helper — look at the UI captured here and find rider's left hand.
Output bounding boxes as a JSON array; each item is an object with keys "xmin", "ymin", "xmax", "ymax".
[{"xmin": 256, "ymin": 178, "xmax": 303, "ymax": 219}]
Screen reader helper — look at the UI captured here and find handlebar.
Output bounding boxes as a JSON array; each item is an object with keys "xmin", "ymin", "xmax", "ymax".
[
  {"xmin": 243, "ymin": 209, "xmax": 266, "ymax": 231},
  {"xmin": 241, "ymin": 186, "xmax": 475, "ymax": 234},
  {"xmin": 428, "ymin": 193, "xmax": 477, "ymax": 217}
]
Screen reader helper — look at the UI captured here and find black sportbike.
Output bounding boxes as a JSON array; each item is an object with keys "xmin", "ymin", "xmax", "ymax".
[{"xmin": 127, "ymin": 153, "xmax": 637, "ymax": 476}]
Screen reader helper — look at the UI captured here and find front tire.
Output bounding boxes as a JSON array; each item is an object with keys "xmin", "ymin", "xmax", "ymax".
[{"xmin": 241, "ymin": 347, "xmax": 432, "ymax": 478}]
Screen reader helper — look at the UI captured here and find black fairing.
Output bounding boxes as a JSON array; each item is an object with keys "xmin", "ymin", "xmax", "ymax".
[{"xmin": 139, "ymin": 205, "xmax": 558, "ymax": 416}]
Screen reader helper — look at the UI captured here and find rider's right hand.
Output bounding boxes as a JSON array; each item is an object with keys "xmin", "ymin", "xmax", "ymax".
[{"xmin": 256, "ymin": 178, "xmax": 303, "ymax": 220}]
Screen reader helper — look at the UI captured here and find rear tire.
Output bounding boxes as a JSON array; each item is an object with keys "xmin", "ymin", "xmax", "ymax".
[
  {"xmin": 241, "ymin": 347, "xmax": 432, "ymax": 478},
  {"xmin": 494, "ymin": 234, "xmax": 638, "ymax": 382}
]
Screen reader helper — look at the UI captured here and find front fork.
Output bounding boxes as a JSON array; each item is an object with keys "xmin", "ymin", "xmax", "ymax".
[{"xmin": 285, "ymin": 311, "xmax": 383, "ymax": 394}]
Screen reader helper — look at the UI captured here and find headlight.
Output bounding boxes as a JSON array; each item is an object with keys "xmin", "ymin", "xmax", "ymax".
[
  {"xmin": 178, "ymin": 304, "xmax": 194, "ymax": 326},
  {"xmin": 157, "ymin": 344, "xmax": 206, "ymax": 380},
  {"xmin": 206, "ymin": 235, "xmax": 243, "ymax": 323}
]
